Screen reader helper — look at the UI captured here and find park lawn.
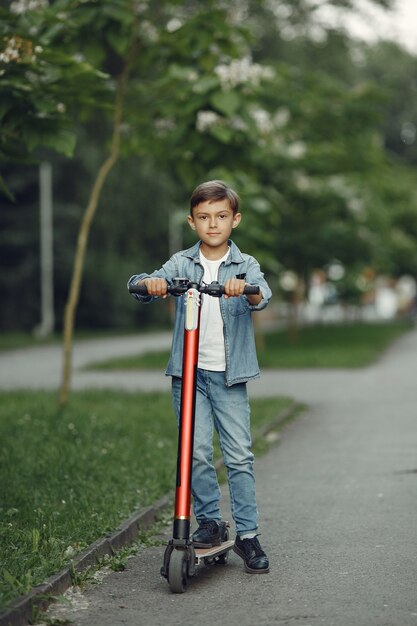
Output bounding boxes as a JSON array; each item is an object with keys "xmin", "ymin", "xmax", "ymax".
[
  {"xmin": 257, "ymin": 320, "xmax": 412, "ymax": 368},
  {"xmin": 85, "ymin": 321, "xmax": 412, "ymax": 371},
  {"xmin": 0, "ymin": 390, "xmax": 293, "ymax": 611},
  {"xmin": 0, "ymin": 328, "xmax": 166, "ymax": 353}
]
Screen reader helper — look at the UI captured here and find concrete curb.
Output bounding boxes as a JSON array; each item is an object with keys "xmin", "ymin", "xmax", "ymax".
[
  {"xmin": 0, "ymin": 401, "xmax": 302, "ymax": 626},
  {"xmin": 0, "ymin": 496, "xmax": 171, "ymax": 626}
]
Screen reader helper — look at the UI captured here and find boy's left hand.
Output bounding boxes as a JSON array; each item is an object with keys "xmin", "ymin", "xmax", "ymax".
[
  {"xmin": 223, "ymin": 278, "xmax": 263, "ymax": 306},
  {"xmin": 223, "ymin": 278, "xmax": 246, "ymax": 299}
]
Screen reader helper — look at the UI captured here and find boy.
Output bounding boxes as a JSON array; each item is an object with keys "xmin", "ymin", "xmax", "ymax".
[{"xmin": 128, "ymin": 180, "xmax": 271, "ymax": 573}]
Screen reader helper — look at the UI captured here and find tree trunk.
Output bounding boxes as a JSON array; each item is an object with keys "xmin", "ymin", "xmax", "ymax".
[{"xmin": 58, "ymin": 70, "xmax": 128, "ymax": 406}]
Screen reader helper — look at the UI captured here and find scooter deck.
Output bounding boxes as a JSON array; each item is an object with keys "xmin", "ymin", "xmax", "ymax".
[{"xmin": 194, "ymin": 539, "xmax": 235, "ymax": 564}]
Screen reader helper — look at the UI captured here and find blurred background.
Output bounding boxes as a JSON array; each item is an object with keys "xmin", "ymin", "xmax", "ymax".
[{"xmin": 1, "ymin": 0, "xmax": 417, "ymax": 337}]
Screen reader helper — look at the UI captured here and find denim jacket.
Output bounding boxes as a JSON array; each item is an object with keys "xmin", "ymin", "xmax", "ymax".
[{"xmin": 127, "ymin": 240, "xmax": 272, "ymax": 387}]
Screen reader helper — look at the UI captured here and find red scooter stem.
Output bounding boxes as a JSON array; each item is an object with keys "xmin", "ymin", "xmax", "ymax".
[{"xmin": 173, "ymin": 288, "xmax": 201, "ymax": 540}]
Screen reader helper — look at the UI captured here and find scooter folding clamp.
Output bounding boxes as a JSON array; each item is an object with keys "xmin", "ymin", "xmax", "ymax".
[{"xmin": 184, "ymin": 288, "xmax": 201, "ymax": 331}]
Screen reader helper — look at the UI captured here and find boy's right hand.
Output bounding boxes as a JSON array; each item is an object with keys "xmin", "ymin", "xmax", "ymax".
[{"xmin": 141, "ymin": 277, "xmax": 168, "ymax": 298}]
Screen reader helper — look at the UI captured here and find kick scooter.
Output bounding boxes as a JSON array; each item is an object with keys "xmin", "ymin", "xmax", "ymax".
[{"xmin": 129, "ymin": 278, "xmax": 259, "ymax": 593}]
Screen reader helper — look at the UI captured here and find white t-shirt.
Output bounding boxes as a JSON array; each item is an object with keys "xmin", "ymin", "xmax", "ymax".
[{"xmin": 198, "ymin": 249, "xmax": 230, "ymax": 371}]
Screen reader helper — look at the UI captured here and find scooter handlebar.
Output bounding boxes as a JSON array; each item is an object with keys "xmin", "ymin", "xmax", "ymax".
[{"xmin": 128, "ymin": 280, "xmax": 260, "ymax": 297}]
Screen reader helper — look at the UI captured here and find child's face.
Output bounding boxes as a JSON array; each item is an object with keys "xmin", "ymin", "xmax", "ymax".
[{"xmin": 187, "ymin": 199, "xmax": 241, "ymax": 251}]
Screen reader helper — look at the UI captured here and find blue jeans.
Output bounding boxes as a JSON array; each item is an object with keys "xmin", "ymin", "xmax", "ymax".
[{"xmin": 171, "ymin": 369, "xmax": 258, "ymax": 535}]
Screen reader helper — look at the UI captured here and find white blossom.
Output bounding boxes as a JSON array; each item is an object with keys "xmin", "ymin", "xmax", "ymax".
[
  {"xmin": 273, "ymin": 108, "xmax": 290, "ymax": 128},
  {"xmin": 134, "ymin": 0, "xmax": 148, "ymax": 14},
  {"xmin": 327, "ymin": 175, "xmax": 363, "ymax": 213},
  {"xmin": 327, "ymin": 175, "xmax": 350, "ymax": 195},
  {"xmin": 250, "ymin": 108, "xmax": 273, "ymax": 134},
  {"xmin": 155, "ymin": 117, "xmax": 176, "ymax": 135},
  {"xmin": 0, "ymin": 36, "xmax": 37, "ymax": 64},
  {"xmin": 214, "ymin": 56, "xmax": 274, "ymax": 90},
  {"xmin": 401, "ymin": 121, "xmax": 416, "ymax": 145},
  {"xmin": 294, "ymin": 172, "xmax": 312, "ymax": 191},
  {"xmin": 229, "ymin": 116, "xmax": 248, "ymax": 132},
  {"xmin": 209, "ymin": 43, "xmax": 220, "ymax": 56},
  {"xmin": 287, "ymin": 141, "xmax": 306, "ymax": 159},
  {"xmin": 347, "ymin": 197, "xmax": 365, "ymax": 214},
  {"xmin": 228, "ymin": 0, "xmax": 250, "ymax": 25},
  {"xmin": 10, "ymin": 0, "xmax": 48, "ymax": 14},
  {"xmin": 265, "ymin": 0, "xmax": 292, "ymax": 21},
  {"xmin": 140, "ymin": 20, "xmax": 159, "ymax": 43},
  {"xmin": 0, "ymin": 39, "xmax": 20, "ymax": 64},
  {"xmin": 187, "ymin": 70, "xmax": 198, "ymax": 82},
  {"xmin": 166, "ymin": 18, "xmax": 182, "ymax": 33},
  {"xmin": 72, "ymin": 53, "xmax": 85, "ymax": 63},
  {"xmin": 196, "ymin": 110, "xmax": 221, "ymax": 132}
]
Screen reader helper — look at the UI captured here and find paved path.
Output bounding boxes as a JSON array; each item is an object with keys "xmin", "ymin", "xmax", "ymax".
[
  {"xmin": 2, "ymin": 329, "xmax": 417, "ymax": 625},
  {"xmin": 0, "ymin": 333, "xmax": 172, "ymax": 392}
]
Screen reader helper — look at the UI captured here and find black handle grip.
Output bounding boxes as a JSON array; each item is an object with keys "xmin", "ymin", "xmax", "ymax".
[
  {"xmin": 194, "ymin": 283, "xmax": 260, "ymax": 297},
  {"xmin": 128, "ymin": 280, "xmax": 189, "ymax": 296},
  {"xmin": 128, "ymin": 283, "xmax": 150, "ymax": 295},
  {"xmin": 204, "ymin": 284, "xmax": 260, "ymax": 296}
]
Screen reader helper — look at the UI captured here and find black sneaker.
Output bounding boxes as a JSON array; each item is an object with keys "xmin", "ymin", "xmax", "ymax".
[
  {"xmin": 191, "ymin": 519, "xmax": 221, "ymax": 548},
  {"xmin": 233, "ymin": 535, "xmax": 270, "ymax": 573}
]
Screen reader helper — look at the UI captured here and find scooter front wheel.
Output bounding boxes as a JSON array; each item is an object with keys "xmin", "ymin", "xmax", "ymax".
[{"xmin": 168, "ymin": 548, "xmax": 188, "ymax": 593}]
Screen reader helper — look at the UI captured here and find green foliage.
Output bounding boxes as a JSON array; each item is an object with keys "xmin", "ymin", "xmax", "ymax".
[
  {"xmin": 362, "ymin": 40, "xmax": 417, "ymax": 164},
  {"xmin": 1, "ymin": 0, "xmax": 417, "ymax": 332},
  {"xmin": 0, "ymin": 4, "xmax": 110, "ymax": 192}
]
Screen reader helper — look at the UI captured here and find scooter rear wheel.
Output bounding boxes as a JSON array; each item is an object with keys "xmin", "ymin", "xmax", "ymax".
[{"xmin": 168, "ymin": 548, "xmax": 188, "ymax": 593}]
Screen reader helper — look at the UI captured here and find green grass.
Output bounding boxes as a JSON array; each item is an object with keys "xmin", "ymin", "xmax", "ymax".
[
  {"xmin": 0, "ymin": 327, "xmax": 169, "ymax": 353},
  {"xmin": 257, "ymin": 320, "xmax": 412, "ymax": 368},
  {"xmin": 85, "ymin": 321, "xmax": 412, "ymax": 371},
  {"xmin": 86, "ymin": 350, "xmax": 172, "ymax": 371},
  {"xmin": 0, "ymin": 333, "xmax": 59, "ymax": 352},
  {"xmin": 0, "ymin": 390, "xmax": 293, "ymax": 610}
]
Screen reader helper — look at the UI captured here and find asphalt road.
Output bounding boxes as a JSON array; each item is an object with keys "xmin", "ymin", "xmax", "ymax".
[{"xmin": 2, "ymin": 328, "xmax": 417, "ymax": 625}]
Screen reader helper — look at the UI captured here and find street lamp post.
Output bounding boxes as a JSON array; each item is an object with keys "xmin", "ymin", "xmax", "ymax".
[{"xmin": 35, "ymin": 161, "xmax": 55, "ymax": 337}]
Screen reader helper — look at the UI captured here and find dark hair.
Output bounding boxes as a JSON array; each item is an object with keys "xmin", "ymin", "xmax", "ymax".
[{"xmin": 190, "ymin": 180, "xmax": 240, "ymax": 215}]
